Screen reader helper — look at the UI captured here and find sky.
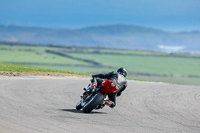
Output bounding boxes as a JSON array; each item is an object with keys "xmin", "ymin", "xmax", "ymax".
[{"xmin": 0, "ymin": 0, "xmax": 200, "ymax": 31}]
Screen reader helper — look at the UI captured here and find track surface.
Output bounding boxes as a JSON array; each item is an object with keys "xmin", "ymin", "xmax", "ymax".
[{"xmin": 0, "ymin": 77, "xmax": 200, "ymax": 133}]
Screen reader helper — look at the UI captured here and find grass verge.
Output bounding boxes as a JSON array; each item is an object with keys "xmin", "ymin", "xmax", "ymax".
[
  {"xmin": 0, "ymin": 62, "xmax": 90, "ymax": 77},
  {"xmin": 0, "ymin": 62, "xmax": 149, "ymax": 81}
]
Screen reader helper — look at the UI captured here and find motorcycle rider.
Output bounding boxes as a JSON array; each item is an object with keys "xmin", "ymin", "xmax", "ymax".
[{"xmin": 92, "ymin": 67, "xmax": 128, "ymax": 108}]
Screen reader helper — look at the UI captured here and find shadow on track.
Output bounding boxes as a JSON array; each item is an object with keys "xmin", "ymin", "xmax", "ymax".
[
  {"xmin": 60, "ymin": 109, "xmax": 107, "ymax": 114},
  {"xmin": 60, "ymin": 109, "xmax": 82, "ymax": 113}
]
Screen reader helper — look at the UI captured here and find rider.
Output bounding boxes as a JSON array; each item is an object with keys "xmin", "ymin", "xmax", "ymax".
[{"xmin": 92, "ymin": 67, "xmax": 128, "ymax": 108}]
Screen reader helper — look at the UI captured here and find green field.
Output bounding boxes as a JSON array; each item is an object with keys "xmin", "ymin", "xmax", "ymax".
[
  {"xmin": 0, "ymin": 42, "xmax": 200, "ymax": 86},
  {"xmin": 0, "ymin": 62, "xmax": 76, "ymax": 74}
]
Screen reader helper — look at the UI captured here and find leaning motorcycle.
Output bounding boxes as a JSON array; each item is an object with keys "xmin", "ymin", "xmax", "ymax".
[{"xmin": 76, "ymin": 78, "xmax": 117, "ymax": 113}]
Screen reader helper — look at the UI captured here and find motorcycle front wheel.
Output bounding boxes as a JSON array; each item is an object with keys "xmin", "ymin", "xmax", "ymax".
[{"xmin": 83, "ymin": 93, "xmax": 104, "ymax": 113}]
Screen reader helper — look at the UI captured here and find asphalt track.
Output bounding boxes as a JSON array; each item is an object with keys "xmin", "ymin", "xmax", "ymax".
[{"xmin": 0, "ymin": 77, "xmax": 200, "ymax": 133}]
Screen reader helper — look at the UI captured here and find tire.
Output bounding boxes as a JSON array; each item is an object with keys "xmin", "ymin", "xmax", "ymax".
[
  {"xmin": 83, "ymin": 93, "xmax": 104, "ymax": 113},
  {"xmin": 76, "ymin": 101, "xmax": 82, "ymax": 110}
]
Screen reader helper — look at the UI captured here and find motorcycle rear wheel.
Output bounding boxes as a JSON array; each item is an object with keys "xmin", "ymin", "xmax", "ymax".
[
  {"xmin": 83, "ymin": 93, "xmax": 104, "ymax": 113},
  {"xmin": 76, "ymin": 101, "xmax": 82, "ymax": 110}
]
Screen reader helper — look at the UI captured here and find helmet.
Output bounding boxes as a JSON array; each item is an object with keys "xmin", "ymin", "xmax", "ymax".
[{"xmin": 117, "ymin": 67, "xmax": 127, "ymax": 77}]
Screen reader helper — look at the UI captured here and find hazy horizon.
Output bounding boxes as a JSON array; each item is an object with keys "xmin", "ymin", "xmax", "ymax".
[{"xmin": 0, "ymin": 0, "xmax": 200, "ymax": 32}]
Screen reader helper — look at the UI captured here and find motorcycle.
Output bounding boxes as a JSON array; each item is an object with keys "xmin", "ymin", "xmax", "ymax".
[{"xmin": 76, "ymin": 78, "xmax": 117, "ymax": 113}]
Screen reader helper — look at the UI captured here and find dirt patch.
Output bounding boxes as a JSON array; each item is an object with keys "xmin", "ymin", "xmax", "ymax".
[{"xmin": 0, "ymin": 71, "xmax": 89, "ymax": 77}]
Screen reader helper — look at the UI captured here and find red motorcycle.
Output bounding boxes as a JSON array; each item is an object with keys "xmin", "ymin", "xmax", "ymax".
[{"xmin": 76, "ymin": 78, "xmax": 117, "ymax": 113}]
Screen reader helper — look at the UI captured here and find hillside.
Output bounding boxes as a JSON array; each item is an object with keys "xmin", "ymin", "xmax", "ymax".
[{"xmin": 0, "ymin": 25, "xmax": 200, "ymax": 52}]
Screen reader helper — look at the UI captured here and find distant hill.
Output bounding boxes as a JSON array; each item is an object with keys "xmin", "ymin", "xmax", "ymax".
[{"xmin": 0, "ymin": 25, "xmax": 200, "ymax": 52}]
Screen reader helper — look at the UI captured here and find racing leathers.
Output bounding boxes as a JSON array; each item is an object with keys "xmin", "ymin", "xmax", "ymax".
[{"xmin": 92, "ymin": 71, "xmax": 127, "ymax": 108}]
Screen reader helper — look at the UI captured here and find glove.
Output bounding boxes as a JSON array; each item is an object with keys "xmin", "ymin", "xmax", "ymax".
[{"xmin": 92, "ymin": 75, "xmax": 96, "ymax": 78}]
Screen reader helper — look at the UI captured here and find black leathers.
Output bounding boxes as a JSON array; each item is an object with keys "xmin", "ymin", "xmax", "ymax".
[{"xmin": 92, "ymin": 71, "xmax": 127, "ymax": 108}]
